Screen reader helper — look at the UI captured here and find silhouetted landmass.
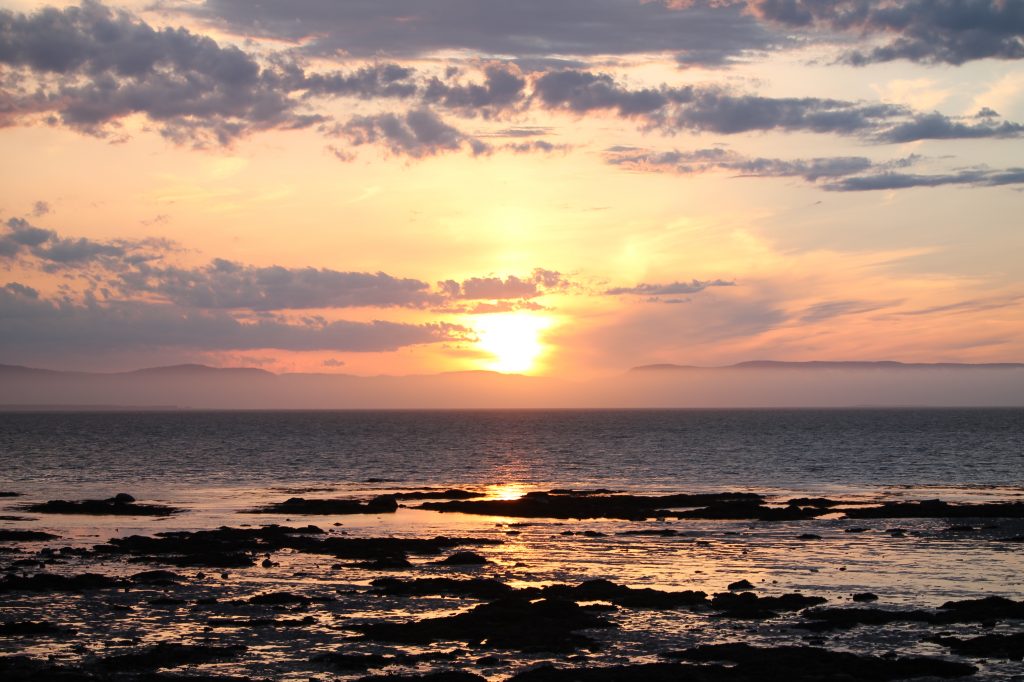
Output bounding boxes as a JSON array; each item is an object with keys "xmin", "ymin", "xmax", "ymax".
[
  {"xmin": 631, "ymin": 360, "xmax": 1024, "ymax": 371},
  {"xmin": 2, "ymin": 360, "xmax": 1022, "ymax": 407}
]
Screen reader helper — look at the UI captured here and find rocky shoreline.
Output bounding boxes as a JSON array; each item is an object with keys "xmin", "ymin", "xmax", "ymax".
[{"xmin": 1, "ymin": 489, "xmax": 1022, "ymax": 681}]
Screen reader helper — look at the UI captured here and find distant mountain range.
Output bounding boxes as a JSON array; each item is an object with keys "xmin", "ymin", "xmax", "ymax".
[
  {"xmin": 1, "ymin": 361, "xmax": 1021, "ymax": 409},
  {"xmin": 631, "ymin": 361, "xmax": 1024, "ymax": 371}
]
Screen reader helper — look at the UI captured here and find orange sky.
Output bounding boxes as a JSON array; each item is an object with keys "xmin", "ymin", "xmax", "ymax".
[{"xmin": 1, "ymin": 1, "xmax": 1023, "ymax": 377}]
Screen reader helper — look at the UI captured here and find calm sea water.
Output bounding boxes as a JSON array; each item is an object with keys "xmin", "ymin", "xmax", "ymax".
[
  {"xmin": 2, "ymin": 409, "xmax": 1023, "ymax": 680},
  {"xmin": 1, "ymin": 408, "xmax": 1021, "ymax": 500}
]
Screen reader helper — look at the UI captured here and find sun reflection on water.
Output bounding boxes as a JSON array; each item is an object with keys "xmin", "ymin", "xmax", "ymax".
[{"xmin": 485, "ymin": 482, "xmax": 529, "ymax": 500}]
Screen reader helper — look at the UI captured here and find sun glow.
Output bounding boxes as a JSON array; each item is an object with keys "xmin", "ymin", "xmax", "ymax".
[{"xmin": 473, "ymin": 313, "xmax": 552, "ymax": 374}]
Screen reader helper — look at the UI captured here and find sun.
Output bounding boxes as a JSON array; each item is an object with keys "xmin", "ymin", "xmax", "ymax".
[{"xmin": 473, "ymin": 313, "xmax": 552, "ymax": 374}]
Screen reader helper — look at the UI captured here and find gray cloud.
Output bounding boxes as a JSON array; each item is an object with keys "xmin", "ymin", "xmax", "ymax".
[
  {"xmin": 121, "ymin": 259, "xmax": 440, "ymax": 310},
  {"xmin": 799, "ymin": 299, "xmax": 895, "ymax": 323},
  {"xmin": 338, "ymin": 108, "xmax": 489, "ymax": 158},
  {"xmin": 606, "ymin": 146, "xmax": 878, "ymax": 181},
  {"xmin": 0, "ymin": 1, "xmax": 321, "ymax": 144},
  {"xmin": 173, "ymin": 0, "xmax": 774, "ymax": 66},
  {"xmin": 749, "ymin": 0, "xmax": 1024, "ymax": 65},
  {"xmin": 532, "ymin": 70, "xmax": 1023, "ymax": 142},
  {"xmin": 606, "ymin": 279, "xmax": 736, "ymax": 296},
  {"xmin": 439, "ymin": 269, "xmax": 571, "ymax": 301},
  {"xmin": 293, "ymin": 63, "xmax": 419, "ymax": 100},
  {"xmin": 0, "ymin": 217, "xmax": 173, "ymax": 268},
  {"xmin": 604, "ymin": 146, "xmax": 1024, "ymax": 192},
  {"xmin": 422, "ymin": 64, "xmax": 528, "ymax": 116},
  {"xmin": 823, "ymin": 167, "xmax": 1024, "ymax": 192},
  {"xmin": 879, "ymin": 113, "xmax": 1024, "ymax": 143},
  {"xmin": 0, "ymin": 282, "xmax": 467, "ymax": 353}
]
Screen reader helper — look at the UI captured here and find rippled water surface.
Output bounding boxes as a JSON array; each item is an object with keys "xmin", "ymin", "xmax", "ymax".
[{"xmin": 1, "ymin": 409, "xmax": 1022, "ymax": 681}]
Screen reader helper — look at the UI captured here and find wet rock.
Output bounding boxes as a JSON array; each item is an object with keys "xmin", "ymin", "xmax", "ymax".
[
  {"xmin": 711, "ymin": 592, "xmax": 826, "ymax": 618},
  {"xmin": 248, "ymin": 591, "xmax": 311, "ymax": 606},
  {"xmin": 392, "ymin": 489, "xmax": 485, "ymax": 500},
  {"xmin": 312, "ymin": 652, "xmax": 391, "ymax": 670},
  {"xmin": 438, "ymin": 551, "xmax": 489, "ymax": 565},
  {"xmin": 844, "ymin": 527, "xmax": 870, "ymax": 533},
  {"xmin": 844, "ymin": 499, "xmax": 1024, "ymax": 519},
  {"xmin": 852, "ymin": 593, "xmax": 879, "ymax": 602},
  {"xmin": 22, "ymin": 497, "xmax": 180, "ymax": 516},
  {"xmin": 938, "ymin": 595, "xmax": 1024, "ymax": 620},
  {"xmin": 0, "ymin": 572, "xmax": 124, "ymax": 593},
  {"xmin": 619, "ymin": 529, "xmax": 680, "ymax": 536},
  {"xmin": 208, "ymin": 615, "xmax": 316, "ymax": 628},
  {"xmin": 541, "ymin": 579, "xmax": 707, "ymax": 609},
  {"xmin": 798, "ymin": 607, "xmax": 935, "ymax": 631},
  {"xmin": 96, "ymin": 524, "xmax": 497, "ymax": 568},
  {"xmin": 785, "ymin": 497, "xmax": 867, "ymax": 508},
  {"xmin": 130, "ymin": 570, "xmax": 184, "ymax": 585},
  {"xmin": 97, "ymin": 642, "xmax": 246, "ymax": 670},
  {"xmin": 345, "ymin": 555, "xmax": 413, "ymax": 569},
  {"xmin": 728, "ymin": 580, "xmax": 754, "ymax": 591},
  {"xmin": 371, "ymin": 577, "xmax": 520, "ymax": 600},
  {"xmin": 355, "ymin": 673, "xmax": 486, "ymax": 682},
  {"xmin": 113, "ymin": 493, "xmax": 136, "ymax": 504},
  {"xmin": 929, "ymin": 632, "xmax": 1024, "ymax": 660},
  {"xmin": 674, "ymin": 502, "xmax": 827, "ymax": 522},
  {"xmin": 0, "ymin": 530, "xmax": 58, "ymax": 541},
  {"xmin": 0, "ymin": 620, "xmax": 71, "ymax": 636},
  {"xmin": 356, "ymin": 597, "xmax": 614, "ymax": 651},
  {"xmin": 797, "ymin": 533, "xmax": 822, "ymax": 540},
  {"xmin": 421, "ymin": 491, "xmax": 763, "ymax": 520},
  {"xmin": 245, "ymin": 495, "xmax": 399, "ymax": 515},
  {"xmin": 666, "ymin": 643, "xmax": 976, "ymax": 680}
]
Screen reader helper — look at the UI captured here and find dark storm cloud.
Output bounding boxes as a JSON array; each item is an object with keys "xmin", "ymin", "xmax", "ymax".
[
  {"xmin": 606, "ymin": 279, "xmax": 736, "ymax": 296},
  {"xmin": 338, "ymin": 108, "xmax": 489, "ymax": 158},
  {"xmin": 173, "ymin": 0, "xmax": 774, "ymax": 65},
  {"xmin": 748, "ymin": 0, "xmax": 1024, "ymax": 65},
  {"xmin": 120, "ymin": 259, "xmax": 441, "ymax": 310},
  {"xmin": 0, "ymin": 283, "xmax": 467, "ymax": 352}
]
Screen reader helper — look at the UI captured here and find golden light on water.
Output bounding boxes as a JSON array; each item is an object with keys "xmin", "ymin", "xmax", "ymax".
[
  {"xmin": 473, "ymin": 313, "xmax": 553, "ymax": 374},
  {"xmin": 487, "ymin": 482, "xmax": 529, "ymax": 500}
]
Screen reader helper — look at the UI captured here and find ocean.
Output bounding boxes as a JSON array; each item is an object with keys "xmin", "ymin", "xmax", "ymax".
[{"xmin": 1, "ymin": 408, "xmax": 1022, "ymax": 680}]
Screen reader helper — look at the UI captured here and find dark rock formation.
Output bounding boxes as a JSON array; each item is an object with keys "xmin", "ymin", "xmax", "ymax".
[
  {"xmin": 355, "ymin": 597, "xmax": 614, "ymax": 651},
  {"xmin": 421, "ymin": 491, "xmax": 763, "ymax": 520},
  {"xmin": 22, "ymin": 496, "xmax": 180, "ymax": 516},
  {"xmin": 244, "ymin": 495, "xmax": 399, "ymax": 514}
]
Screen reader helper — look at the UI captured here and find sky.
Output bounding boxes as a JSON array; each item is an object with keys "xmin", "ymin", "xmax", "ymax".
[{"xmin": 1, "ymin": 0, "xmax": 1022, "ymax": 378}]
